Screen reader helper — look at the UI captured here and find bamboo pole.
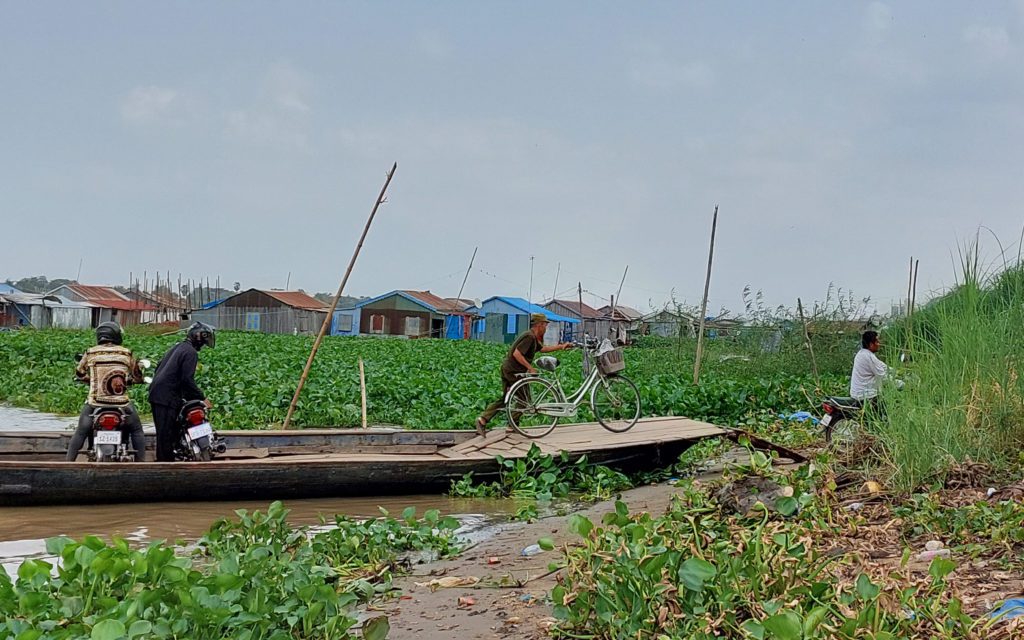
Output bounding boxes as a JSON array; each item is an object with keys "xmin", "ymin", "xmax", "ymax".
[
  {"xmin": 551, "ymin": 262, "xmax": 560, "ymax": 303},
  {"xmin": 283, "ymin": 162, "xmax": 397, "ymax": 429},
  {"xmin": 796, "ymin": 298, "xmax": 820, "ymax": 388},
  {"xmin": 693, "ymin": 205, "xmax": 719, "ymax": 385},
  {"xmin": 578, "ymin": 282, "xmax": 588, "ymax": 368},
  {"xmin": 359, "ymin": 359, "xmax": 368, "ymax": 429},
  {"xmin": 910, "ymin": 259, "xmax": 920, "ymax": 322},
  {"xmin": 612, "ymin": 265, "xmax": 628, "ymax": 316},
  {"xmin": 455, "ymin": 246, "xmax": 477, "ymax": 303}
]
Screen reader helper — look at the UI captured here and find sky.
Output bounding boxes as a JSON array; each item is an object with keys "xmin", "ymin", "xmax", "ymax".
[{"xmin": 3, "ymin": 2, "xmax": 1024, "ymax": 316}]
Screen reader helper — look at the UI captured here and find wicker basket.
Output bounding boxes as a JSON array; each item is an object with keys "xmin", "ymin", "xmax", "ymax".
[{"xmin": 597, "ymin": 348, "xmax": 625, "ymax": 376}]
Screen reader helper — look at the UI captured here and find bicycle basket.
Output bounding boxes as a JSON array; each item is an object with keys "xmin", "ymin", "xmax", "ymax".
[{"xmin": 597, "ymin": 348, "xmax": 625, "ymax": 376}]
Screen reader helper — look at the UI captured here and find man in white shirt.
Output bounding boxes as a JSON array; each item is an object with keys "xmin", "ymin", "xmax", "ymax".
[{"xmin": 851, "ymin": 331, "xmax": 888, "ymax": 401}]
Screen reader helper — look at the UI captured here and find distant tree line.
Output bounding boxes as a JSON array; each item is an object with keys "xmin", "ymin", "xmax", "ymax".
[{"xmin": 3, "ymin": 276, "xmax": 77, "ymax": 294}]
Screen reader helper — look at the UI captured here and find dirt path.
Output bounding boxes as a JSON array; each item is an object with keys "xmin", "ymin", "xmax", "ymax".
[{"xmin": 381, "ymin": 482, "xmax": 685, "ymax": 640}]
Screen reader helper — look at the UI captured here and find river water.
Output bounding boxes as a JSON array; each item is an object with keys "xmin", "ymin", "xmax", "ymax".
[{"xmin": 0, "ymin": 405, "xmax": 517, "ymax": 576}]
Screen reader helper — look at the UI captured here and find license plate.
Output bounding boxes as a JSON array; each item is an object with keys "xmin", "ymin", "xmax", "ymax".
[
  {"xmin": 821, "ymin": 414, "xmax": 833, "ymax": 426},
  {"xmin": 94, "ymin": 431, "xmax": 122, "ymax": 445},
  {"xmin": 188, "ymin": 423, "xmax": 213, "ymax": 440}
]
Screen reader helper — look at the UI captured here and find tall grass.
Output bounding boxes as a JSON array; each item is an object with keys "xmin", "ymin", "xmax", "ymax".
[{"xmin": 875, "ymin": 242, "xmax": 1024, "ymax": 491}]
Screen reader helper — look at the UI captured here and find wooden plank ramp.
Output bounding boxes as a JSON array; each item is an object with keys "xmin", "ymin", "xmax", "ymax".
[{"xmin": 437, "ymin": 417, "xmax": 729, "ymax": 461}]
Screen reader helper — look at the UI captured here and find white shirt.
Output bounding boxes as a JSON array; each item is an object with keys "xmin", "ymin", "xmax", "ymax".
[{"xmin": 850, "ymin": 348, "xmax": 888, "ymax": 399}]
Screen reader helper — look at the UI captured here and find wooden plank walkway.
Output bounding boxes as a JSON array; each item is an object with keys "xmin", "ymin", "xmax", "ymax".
[
  {"xmin": 211, "ymin": 417, "xmax": 729, "ymax": 465},
  {"xmin": 430, "ymin": 416, "xmax": 726, "ymax": 461}
]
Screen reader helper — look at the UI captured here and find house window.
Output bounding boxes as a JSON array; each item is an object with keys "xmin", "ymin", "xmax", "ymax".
[
  {"xmin": 370, "ymin": 314, "xmax": 386, "ymax": 334},
  {"xmin": 403, "ymin": 316, "xmax": 421, "ymax": 336},
  {"xmin": 336, "ymin": 314, "xmax": 353, "ymax": 333}
]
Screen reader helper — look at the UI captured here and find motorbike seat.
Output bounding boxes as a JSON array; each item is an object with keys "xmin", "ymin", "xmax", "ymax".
[{"xmin": 825, "ymin": 396, "xmax": 863, "ymax": 411}]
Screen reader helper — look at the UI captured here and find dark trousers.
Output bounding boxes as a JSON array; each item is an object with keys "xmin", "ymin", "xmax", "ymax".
[
  {"xmin": 67, "ymin": 403, "xmax": 146, "ymax": 462},
  {"xmin": 479, "ymin": 374, "xmax": 530, "ymax": 426},
  {"xmin": 151, "ymin": 402, "xmax": 182, "ymax": 462}
]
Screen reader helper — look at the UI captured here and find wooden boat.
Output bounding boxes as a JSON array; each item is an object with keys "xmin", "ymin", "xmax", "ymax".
[{"xmin": 0, "ymin": 417, "xmax": 734, "ymax": 506}]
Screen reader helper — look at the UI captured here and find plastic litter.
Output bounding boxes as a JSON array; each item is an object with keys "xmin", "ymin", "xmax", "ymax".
[
  {"xmin": 845, "ymin": 502, "xmax": 864, "ymax": 512},
  {"xmin": 915, "ymin": 549, "xmax": 951, "ymax": 562},
  {"xmin": 987, "ymin": 487, "xmax": 997, "ymax": 497},
  {"xmin": 989, "ymin": 597, "xmax": 1024, "ymax": 621},
  {"xmin": 521, "ymin": 544, "xmax": 543, "ymax": 557},
  {"xmin": 780, "ymin": 411, "xmax": 820, "ymax": 425},
  {"xmin": 924, "ymin": 540, "xmax": 944, "ymax": 552}
]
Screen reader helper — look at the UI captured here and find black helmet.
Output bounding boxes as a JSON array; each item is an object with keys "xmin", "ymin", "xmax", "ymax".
[
  {"xmin": 187, "ymin": 322, "xmax": 216, "ymax": 350},
  {"xmin": 96, "ymin": 321, "xmax": 123, "ymax": 345}
]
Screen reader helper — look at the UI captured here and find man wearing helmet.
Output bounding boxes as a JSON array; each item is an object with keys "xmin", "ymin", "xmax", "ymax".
[
  {"xmin": 66, "ymin": 322, "xmax": 146, "ymax": 461},
  {"xmin": 148, "ymin": 322, "xmax": 215, "ymax": 461}
]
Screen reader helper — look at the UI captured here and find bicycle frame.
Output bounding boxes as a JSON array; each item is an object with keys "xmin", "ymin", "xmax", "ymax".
[{"xmin": 517, "ymin": 361, "xmax": 606, "ymax": 418}]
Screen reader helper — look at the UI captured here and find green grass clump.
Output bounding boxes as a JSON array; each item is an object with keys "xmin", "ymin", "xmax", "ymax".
[{"xmin": 874, "ymin": 245, "xmax": 1024, "ymax": 491}]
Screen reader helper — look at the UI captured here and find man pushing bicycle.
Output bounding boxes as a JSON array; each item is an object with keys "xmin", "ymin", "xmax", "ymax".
[{"xmin": 475, "ymin": 313, "xmax": 571, "ymax": 436}]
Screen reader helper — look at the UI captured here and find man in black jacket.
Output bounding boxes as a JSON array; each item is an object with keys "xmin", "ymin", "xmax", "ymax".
[{"xmin": 148, "ymin": 322, "xmax": 215, "ymax": 461}]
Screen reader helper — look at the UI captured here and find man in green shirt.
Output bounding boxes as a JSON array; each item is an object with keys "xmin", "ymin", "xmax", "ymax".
[{"xmin": 476, "ymin": 313, "xmax": 571, "ymax": 435}]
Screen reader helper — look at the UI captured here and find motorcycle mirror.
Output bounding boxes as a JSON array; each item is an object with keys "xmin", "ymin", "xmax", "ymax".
[{"xmin": 143, "ymin": 376, "xmax": 153, "ymax": 384}]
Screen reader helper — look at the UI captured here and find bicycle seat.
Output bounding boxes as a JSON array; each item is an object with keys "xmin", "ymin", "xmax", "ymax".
[{"xmin": 536, "ymin": 356, "xmax": 559, "ymax": 372}]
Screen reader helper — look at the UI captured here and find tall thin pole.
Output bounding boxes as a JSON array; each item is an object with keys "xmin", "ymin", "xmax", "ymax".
[
  {"xmin": 455, "ymin": 247, "xmax": 478, "ymax": 303},
  {"xmin": 77, "ymin": 258, "xmax": 83, "ymax": 282},
  {"xmin": 359, "ymin": 358, "xmax": 368, "ymax": 429},
  {"xmin": 612, "ymin": 265, "xmax": 628, "ymax": 316},
  {"xmin": 693, "ymin": 205, "xmax": 719, "ymax": 384},
  {"xmin": 910, "ymin": 260, "xmax": 920, "ymax": 315},
  {"xmin": 578, "ymin": 282, "xmax": 588, "ymax": 358},
  {"xmin": 797, "ymin": 298, "xmax": 820, "ymax": 388},
  {"xmin": 283, "ymin": 162, "xmax": 397, "ymax": 429},
  {"xmin": 528, "ymin": 256, "xmax": 535, "ymax": 304},
  {"xmin": 286, "ymin": 272, "xmax": 291, "ymax": 291},
  {"xmin": 551, "ymin": 262, "xmax": 560, "ymax": 303},
  {"xmin": 909, "ymin": 257, "xmax": 917, "ymax": 319}
]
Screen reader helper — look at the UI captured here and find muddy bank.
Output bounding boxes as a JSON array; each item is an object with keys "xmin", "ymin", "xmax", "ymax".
[{"xmin": 381, "ymin": 482, "xmax": 687, "ymax": 639}]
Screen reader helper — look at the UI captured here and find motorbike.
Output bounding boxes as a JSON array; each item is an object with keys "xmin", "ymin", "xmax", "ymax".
[
  {"xmin": 87, "ymin": 405, "xmax": 138, "ymax": 462},
  {"xmin": 820, "ymin": 396, "xmax": 863, "ymax": 444},
  {"xmin": 174, "ymin": 399, "xmax": 227, "ymax": 462},
  {"xmin": 74, "ymin": 355, "xmax": 152, "ymax": 462}
]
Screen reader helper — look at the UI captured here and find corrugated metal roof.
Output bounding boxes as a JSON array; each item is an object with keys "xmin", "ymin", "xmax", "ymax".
[
  {"xmin": 402, "ymin": 290, "xmax": 466, "ymax": 314},
  {"xmin": 484, "ymin": 296, "xmax": 579, "ymax": 324},
  {"xmin": 61, "ymin": 284, "xmax": 157, "ymax": 311},
  {"xmin": 548, "ymin": 299, "xmax": 602, "ymax": 319},
  {"xmin": 259, "ymin": 290, "xmax": 328, "ymax": 311},
  {"xmin": 1, "ymin": 292, "xmax": 93, "ymax": 308},
  {"xmin": 599, "ymin": 304, "xmax": 644, "ymax": 320}
]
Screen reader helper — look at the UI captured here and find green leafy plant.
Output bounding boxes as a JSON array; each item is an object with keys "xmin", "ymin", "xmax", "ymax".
[{"xmin": 0, "ymin": 501, "xmax": 461, "ymax": 639}]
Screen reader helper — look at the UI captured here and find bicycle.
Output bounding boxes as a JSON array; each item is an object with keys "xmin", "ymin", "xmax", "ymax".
[{"xmin": 504, "ymin": 339, "xmax": 642, "ymax": 439}]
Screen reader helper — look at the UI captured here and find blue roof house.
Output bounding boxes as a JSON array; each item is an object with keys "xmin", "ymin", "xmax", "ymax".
[{"xmin": 466, "ymin": 296, "xmax": 578, "ymax": 345}]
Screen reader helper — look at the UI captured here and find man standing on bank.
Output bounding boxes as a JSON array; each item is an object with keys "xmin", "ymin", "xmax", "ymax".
[{"xmin": 476, "ymin": 313, "xmax": 571, "ymax": 436}]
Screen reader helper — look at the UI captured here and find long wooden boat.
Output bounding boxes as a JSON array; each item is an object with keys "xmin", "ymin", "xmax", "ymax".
[{"xmin": 0, "ymin": 417, "xmax": 732, "ymax": 506}]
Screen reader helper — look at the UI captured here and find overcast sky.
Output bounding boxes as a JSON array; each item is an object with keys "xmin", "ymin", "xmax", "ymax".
[{"xmin": 3, "ymin": 2, "xmax": 1023, "ymax": 315}]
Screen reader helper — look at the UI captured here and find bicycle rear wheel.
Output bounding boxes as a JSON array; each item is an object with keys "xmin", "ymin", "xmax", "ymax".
[
  {"xmin": 591, "ymin": 375, "xmax": 641, "ymax": 433},
  {"xmin": 506, "ymin": 377, "xmax": 560, "ymax": 439}
]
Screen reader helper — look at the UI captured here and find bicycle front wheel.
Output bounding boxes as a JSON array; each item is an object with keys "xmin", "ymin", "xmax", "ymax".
[
  {"xmin": 506, "ymin": 377, "xmax": 561, "ymax": 439},
  {"xmin": 591, "ymin": 375, "xmax": 641, "ymax": 433}
]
